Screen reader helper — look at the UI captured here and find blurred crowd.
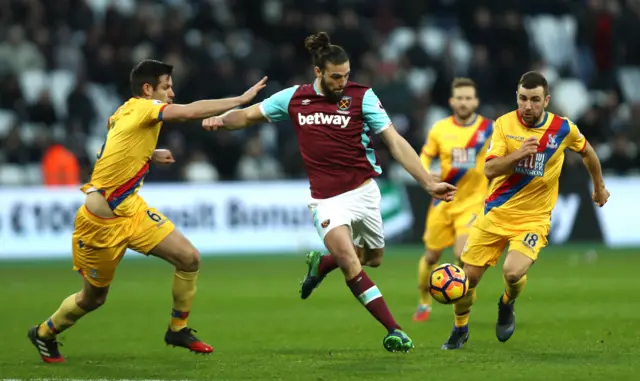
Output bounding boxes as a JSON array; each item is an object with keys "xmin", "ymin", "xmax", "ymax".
[{"xmin": 1, "ymin": 0, "xmax": 640, "ymax": 186}]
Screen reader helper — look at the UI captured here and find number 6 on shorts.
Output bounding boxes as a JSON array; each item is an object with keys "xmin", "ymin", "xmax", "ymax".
[{"xmin": 147, "ymin": 210, "xmax": 162, "ymax": 222}]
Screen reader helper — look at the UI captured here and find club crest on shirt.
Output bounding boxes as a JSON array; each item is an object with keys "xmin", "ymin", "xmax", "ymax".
[
  {"xmin": 337, "ymin": 96, "xmax": 352, "ymax": 111},
  {"xmin": 321, "ymin": 219, "xmax": 330, "ymax": 228},
  {"xmin": 547, "ymin": 134, "xmax": 558, "ymax": 149},
  {"xmin": 477, "ymin": 130, "xmax": 486, "ymax": 143}
]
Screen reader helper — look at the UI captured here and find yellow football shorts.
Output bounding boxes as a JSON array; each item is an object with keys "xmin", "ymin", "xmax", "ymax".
[
  {"xmin": 461, "ymin": 216, "xmax": 549, "ymax": 267},
  {"xmin": 423, "ymin": 203, "xmax": 481, "ymax": 251},
  {"xmin": 71, "ymin": 205, "xmax": 174, "ymax": 287}
]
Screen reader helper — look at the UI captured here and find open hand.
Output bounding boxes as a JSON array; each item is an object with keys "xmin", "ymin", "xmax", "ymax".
[{"xmin": 240, "ymin": 76, "xmax": 268, "ymax": 104}]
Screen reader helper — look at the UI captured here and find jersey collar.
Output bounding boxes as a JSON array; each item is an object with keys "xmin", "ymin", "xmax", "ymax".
[
  {"xmin": 313, "ymin": 80, "xmax": 324, "ymax": 96},
  {"xmin": 451, "ymin": 114, "xmax": 478, "ymax": 127}
]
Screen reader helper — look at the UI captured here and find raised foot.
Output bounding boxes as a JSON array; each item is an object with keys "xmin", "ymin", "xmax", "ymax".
[
  {"xmin": 299, "ymin": 251, "xmax": 325, "ymax": 300},
  {"xmin": 412, "ymin": 305, "xmax": 431, "ymax": 322}
]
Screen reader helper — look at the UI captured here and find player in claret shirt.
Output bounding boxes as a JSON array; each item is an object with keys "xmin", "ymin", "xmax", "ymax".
[{"xmin": 204, "ymin": 32, "xmax": 457, "ymax": 353}]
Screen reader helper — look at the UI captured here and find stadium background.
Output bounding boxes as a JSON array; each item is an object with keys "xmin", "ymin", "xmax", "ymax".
[{"xmin": 0, "ymin": 1, "xmax": 638, "ymax": 380}]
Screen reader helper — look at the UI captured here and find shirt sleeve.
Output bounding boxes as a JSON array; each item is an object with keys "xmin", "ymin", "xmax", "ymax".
[
  {"xmin": 422, "ymin": 126, "xmax": 439, "ymax": 158},
  {"xmin": 566, "ymin": 119, "xmax": 588, "ymax": 153},
  {"xmin": 485, "ymin": 118, "xmax": 507, "ymax": 161},
  {"xmin": 258, "ymin": 85, "xmax": 298, "ymax": 122},
  {"xmin": 141, "ymin": 99, "xmax": 169, "ymax": 125},
  {"xmin": 362, "ymin": 88, "xmax": 392, "ymax": 134}
]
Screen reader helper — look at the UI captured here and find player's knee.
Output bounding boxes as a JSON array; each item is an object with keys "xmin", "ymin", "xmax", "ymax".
[
  {"xmin": 424, "ymin": 249, "xmax": 442, "ymax": 265},
  {"xmin": 503, "ymin": 268, "xmax": 525, "ymax": 284},
  {"xmin": 77, "ymin": 291, "xmax": 108, "ymax": 311},
  {"xmin": 365, "ymin": 256, "xmax": 382, "ymax": 268},
  {"xmin": 463, "ymin": 266, "xmax": 483, "ymax": 289},
  {"xmin": 175, "ymin": 248, "xmax": 200, "ymax": 272},
  {"xmin": 362, "ymin": 247, "xmax": 383, "ymax": 267}
]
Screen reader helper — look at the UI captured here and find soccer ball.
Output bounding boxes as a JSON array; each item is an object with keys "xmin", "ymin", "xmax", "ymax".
[{"xmin": 429, "ymin": 264, "xmax": 469, "ymax": 304}]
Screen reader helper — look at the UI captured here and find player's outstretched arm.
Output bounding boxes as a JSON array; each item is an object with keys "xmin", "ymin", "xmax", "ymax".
[
  {"xmin": 202, "ymin": 104, "xmax": 268, "ymax": 131},
  {"xmin": 484, "ymin": 137, "xmax": 538, "ymax": 180},
  {"xmin": 162, "ymin": 77, "xmax": 268, "ymax": 122},
  {"xmin": 579, "ymin": 141, "xmax": 610, "ymax": 207},
  {"xmin": 379, "ymin": 125, "xmax": 456, "ymax": 202}
]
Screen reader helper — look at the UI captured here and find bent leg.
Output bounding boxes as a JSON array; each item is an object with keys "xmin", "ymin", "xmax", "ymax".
[
  {"xmin": 418, "ymin": 208, "xmax": 455, "ymax": 315},
  {"xmin": 30, "ymin": 207, "xmax": 123, "ymax": 363},
  {"xmin": 494, "ymin": 230, "xmax": 546, "ymax": 343},
  {"xmin": 38, "ymin": 277, "xmax": 108, "ymax": 339},
  {"xmin": 325, "ymin": 227, "xmax": 398, "ymax": 329},
  {"xmin": 148, "ymin": 228, "xmax": 200, "ymax": 331},
  {"xmin": 502, "ymin": 230, "xmax": 545, "ymax": 303},
  {"xmin": 442, "ymin": 225, "xmax": 506, "ymax": 350},
  {"xmin": 413, "ymin": 248, "xmax": 444, "ymax": 321},
  {"xmin": 502, "ymin": 250, "xmax": 534, "ymax": 303},
  {"xmin": 131, "ymin": 208, "xmax": 212, "ymax": 354},
  {"xmin": 324, "ymin": 226, "xmax": 413, "ymax": 352}
]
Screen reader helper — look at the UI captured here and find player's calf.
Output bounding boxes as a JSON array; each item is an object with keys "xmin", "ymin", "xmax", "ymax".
[
  {"xmin": 149, "ymin": 229, "xmax": 212, "ymax": 353},
  {"xmin": 28, "ymin": 285, "xmax": 102, "ymax": 363},
  {"xmin": 496, "ymin": 251, "xmax": 532, "ymax": 342}
]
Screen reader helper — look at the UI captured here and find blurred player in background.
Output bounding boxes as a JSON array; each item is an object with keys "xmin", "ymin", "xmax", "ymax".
[
  {"xmin": 28, "ymin": 59, "xmax": 267, "ymax": 363},
  {"xmin": 203, "ymin": 32, "xmax": 456, "ymax": 352},
  {"xmin": 443, "ymin": 71, "xmax": 610, "ymax": 350},
  {"xmin": 413, "ymin": 78, "xmax": 493, "ymax": 322}
]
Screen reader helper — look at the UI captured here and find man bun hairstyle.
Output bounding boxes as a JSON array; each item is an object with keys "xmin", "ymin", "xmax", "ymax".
[
  {"xmin": 130, "ymin": 59, "xmax": 173, "ymax": 96},
  {"xmin": 304, "ymin": 32, "xmax": 349, "ymax": 70},
  {"xmin": 518, "ymin": 71, "xmax": 548, "ymax": 96}
]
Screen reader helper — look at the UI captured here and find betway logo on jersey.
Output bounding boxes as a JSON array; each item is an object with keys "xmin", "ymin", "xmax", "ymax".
[{"xmin": 298, "ymin": 113, "xmax": 351, "ymax": 128}]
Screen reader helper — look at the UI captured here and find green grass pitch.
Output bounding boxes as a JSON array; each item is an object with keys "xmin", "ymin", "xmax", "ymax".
[{"xmin": 1, "ymin": 245, "xmax": 638, "ymax": 380}]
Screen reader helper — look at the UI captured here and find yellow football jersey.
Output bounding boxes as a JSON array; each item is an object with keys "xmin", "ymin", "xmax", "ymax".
[
  {"xmin": 81, "ymin": 97, "xmax": 168, "ymax": 217},
  {"xmin": 420, "ymin": 115, "xmax": 493, "ymax": 211},
  {"xmin": 483, "ymin": 110, "xmax": 587, "ymax": 228}
]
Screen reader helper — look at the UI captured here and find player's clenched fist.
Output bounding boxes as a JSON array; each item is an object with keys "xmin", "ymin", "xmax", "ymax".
[
  {"xmin": 592, "ymin": 185, "xmax": 610, "ymax": 207},
  {"xmin": 152, "ymin": 149, "xmax": 175, "ymax": 164},
  {"xmin": 517, "ymin": 137, "xmax": 539, "ymax": 158},
  {"xmin": 202, "ymin": 116, "xmax": 224, "ymax": 131}
]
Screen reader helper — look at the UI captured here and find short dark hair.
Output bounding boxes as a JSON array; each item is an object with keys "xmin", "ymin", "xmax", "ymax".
[
  {"xmin": 130, "ymin": 60, "xmax": 173, "ymax": 96},
  {"xmin": 518, "ymin": 71, "xmax": 548, "ymax": 95},
  {"xmin": 451, "ymin": 77, "xmax": 477, "ymax": 95},
  {"xmin": 304, "ymin": 32, "xmax": 349, "ymax": 70}
]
